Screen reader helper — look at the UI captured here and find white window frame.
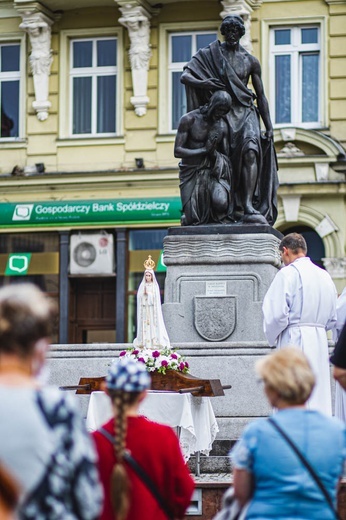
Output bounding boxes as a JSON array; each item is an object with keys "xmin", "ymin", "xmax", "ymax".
[
  {"xmin": 0, "ymin": 34, "xmax": 26, "ymax": 141},
  {"xmin": 262, "ymin": 17, "xmax": 326, "ymax": 130},
  {"xmin": 59, "ymin": 27, "xmax": 123, "ymax": 140},
  {"xmin": 70, "ymin": 36, "xmax": 118, "ymax": 137},
  {"xmin": 158, "ymin": 22, "xmax": 219, "ymax": 138},
  {"xmin": 168, "ymin": 30, "xmax": 218, "ymax": 132}
]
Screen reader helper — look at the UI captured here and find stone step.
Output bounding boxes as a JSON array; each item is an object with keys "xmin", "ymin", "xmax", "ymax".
[{"xmin": 188, "ymin": 439, "xmax": 235, "ymax": 474}]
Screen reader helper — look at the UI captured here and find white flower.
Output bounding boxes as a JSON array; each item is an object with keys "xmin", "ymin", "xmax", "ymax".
[{"xmin": 117, "ymin": 347, "xmax": 190, "ymax": 375}]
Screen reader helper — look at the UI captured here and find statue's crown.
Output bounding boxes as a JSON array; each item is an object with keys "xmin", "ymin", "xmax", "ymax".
[{"xmin": 143, "ymin": 255, "xmax": 156, "ymax": 270}]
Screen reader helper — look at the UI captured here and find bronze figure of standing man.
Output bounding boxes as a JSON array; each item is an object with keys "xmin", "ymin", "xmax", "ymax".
[{"xmin": 181, "ymin": 15, "xmax": 278, "ymax": 225}]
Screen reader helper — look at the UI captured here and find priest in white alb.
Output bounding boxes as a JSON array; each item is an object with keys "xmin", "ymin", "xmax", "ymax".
[
  {"xmin": 333, "ymin": 286, "xmax": 346, "ymax": 420},
  {"xmin": 262, "ymin": 233, "xmax": 337, "ymax": 415}
]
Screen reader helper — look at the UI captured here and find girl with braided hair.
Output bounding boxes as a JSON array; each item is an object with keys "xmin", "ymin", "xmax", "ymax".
[{"xmin": 92, "ymin": 358, "xmax": 195, "ymax": 520}]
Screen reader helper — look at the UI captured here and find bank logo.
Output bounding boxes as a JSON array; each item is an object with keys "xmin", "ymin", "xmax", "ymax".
[
  {"xmin": 5, "ymin": 254, "xmax": 32, "ymax": 276},
  {"xmin": 12, "ymin": 204, "xmax": 34, "ymax": 221}
]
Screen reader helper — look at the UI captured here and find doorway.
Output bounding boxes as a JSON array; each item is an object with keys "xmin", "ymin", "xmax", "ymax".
[{"xmin": 69, "ymin": 277, "xmax": 116, "ymax": 343}]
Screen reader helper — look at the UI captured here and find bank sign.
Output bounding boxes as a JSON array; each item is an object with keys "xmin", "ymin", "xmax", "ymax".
[{"xmin": 0, "ymin": 198, "xmax": 182, "ymax": 227}]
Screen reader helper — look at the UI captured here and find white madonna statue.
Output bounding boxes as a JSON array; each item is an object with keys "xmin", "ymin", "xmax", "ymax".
[{"xmin": 133, "ymin": 256, "xmax": 171, "ymax": 349}]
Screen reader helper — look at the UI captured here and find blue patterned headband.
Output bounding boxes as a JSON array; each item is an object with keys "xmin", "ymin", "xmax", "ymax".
[{"xmin": 106, "ymin": 358, "xmax": 151, "ymax": 392}]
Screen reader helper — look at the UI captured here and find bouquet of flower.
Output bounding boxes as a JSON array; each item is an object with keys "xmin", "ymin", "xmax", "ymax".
[{"xmin": 119, "ymin": 347, "xmax": 190, "ymax": 375}]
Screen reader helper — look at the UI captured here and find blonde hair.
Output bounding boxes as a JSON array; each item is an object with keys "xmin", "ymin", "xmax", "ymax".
[
  {"xmin": 256, "ymin": 347, "xmax": 315, "ymax": 405},
  {"xmin": 0, "ymin": 283, "xmax": 57, "ymax": 357},
  {"xmin": 108, "ymin": 390, "xmax": 141, "ymax": 520}
]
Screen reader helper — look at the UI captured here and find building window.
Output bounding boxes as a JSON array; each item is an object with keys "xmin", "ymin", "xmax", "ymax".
[
  {"xmin": 0, "ymin": 43, "xmax": 21, "ymax": 139},
  {"xmin": 0, "ymin": 232, "xmax": 59, "ymax": 342},
  {"xmin": 270, "ymin": 26, "xmax": 321, "ymax": 127},
  {"xmin": 168, "ymin": 31, "xmax": 217, "ymax": 131},
  {"xmin": 70, "ymin": 37, "xmax": 117, "ymax": 136}
]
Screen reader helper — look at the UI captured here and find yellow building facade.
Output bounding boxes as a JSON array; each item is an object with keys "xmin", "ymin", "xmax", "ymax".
[{"xmin": 0, "ymin": 0, "xmax": 345, "ymax": 343}]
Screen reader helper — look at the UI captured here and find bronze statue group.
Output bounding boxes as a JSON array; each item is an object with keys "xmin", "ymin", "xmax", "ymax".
[{"xmin": 174, "ymin": 15, "xmax": 278, "ymax": 227}]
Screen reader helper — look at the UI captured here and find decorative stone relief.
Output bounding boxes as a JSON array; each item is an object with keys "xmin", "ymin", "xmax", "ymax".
[
  {"xmin": 163, "ymin": 234, "xmax": 282, "ymax": 268},
  {"xmin": 322, "ymin": 258, "xmax": 346, "ymax": 279},
  {"xmin": 278, "ymin": 142, "xmax": 304, "ymax": 158},
  {"xmin": 315, "ymin": 163, "xmax": 329, "ymax": 181},
  {"xmin": 220, "ymin": 0, "xmax": 263, "ymax": 53},
  {"xmin": 280, "ymin": 128, "xmax": 296, "ymax": 141},
  {"xmin": 194, "ymin": 295, "xmax": 237, "ymax": 341},
  {"xmin": 19, "ymin": 9, "xmax": 54, "ymax": 121},
  {"xmin": 118, "ymin": 3, "xmax": 152, "ymax": 116},
  {"xmin": 281, "ymin": 194, "xmax": 301, "ymax": 222},
  {"xmin": 315, "ymin": 215, "xmax": 339, "ymax": 238}
]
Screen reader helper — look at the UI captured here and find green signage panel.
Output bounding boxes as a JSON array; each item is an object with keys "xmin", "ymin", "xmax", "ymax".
[
  {"xmin": 156, "ymin": 250, "xmax": 167, "ymax": 273},
  {"xmin": 5, "ymin": 253, "xmax": 32, "ymax": 275},
  {"xmin": 0, "ymin": 198, "xmax": 182, "ymax": 228}
]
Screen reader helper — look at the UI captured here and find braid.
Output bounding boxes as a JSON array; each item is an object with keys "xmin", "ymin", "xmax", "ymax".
[{"xmin": 109, "ymin": 391, "xmax": 140, "ymax": 520}]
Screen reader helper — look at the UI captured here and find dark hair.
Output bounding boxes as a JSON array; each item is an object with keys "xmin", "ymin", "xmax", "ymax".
[
  {"xmin": 220, "ymin": 15, "xmax": 246, "ymax": 38},
  {"xmin": 279, "ymin": 233, "xmax": 307, "ymax": 254},
  {"xmin": 0, "ymin": 463, "xmax": 20, "ymax": 511},
  {"xmin": 0, "ymin": 283, "xmax": 57, "ymax": 357},
  {"xmin": 209, "ymin": 90, "xmax": 232, "ymax": 112},
  {"xmin": 108, "ymin": 390, "xmax": 141, "ymax": 520},
  {"xmin": 200, "ymin": 90, "xmax": 232, "ymax": 116}
]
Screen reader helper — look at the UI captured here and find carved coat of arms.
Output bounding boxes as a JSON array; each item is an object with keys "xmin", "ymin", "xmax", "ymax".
[{"xmin": 194, "ymin": 296, "xmax": 236, "ymax": 341}]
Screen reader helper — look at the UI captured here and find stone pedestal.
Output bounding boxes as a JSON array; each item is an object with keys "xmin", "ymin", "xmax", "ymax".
[
  {"xmin": 161, "ymin": 225, "xmax": 283, "ymax": 457},
  {"xmin": 162, "ymin": 225, "xmax": 282, "ymax": 346}
]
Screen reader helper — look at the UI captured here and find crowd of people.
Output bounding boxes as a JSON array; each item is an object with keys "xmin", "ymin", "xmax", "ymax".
[
  {"xmin": 0, "ymin": 230, "xmax": 345, "ymax": 519},
  {"xmin": 0, "ymin": 283, "xmax": 193, "ymax": 520}
]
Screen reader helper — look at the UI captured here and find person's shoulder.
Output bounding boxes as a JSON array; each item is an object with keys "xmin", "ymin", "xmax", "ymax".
[
  {"xmin": 138, "ymin": 416, "xmax": 178, "ymax": 440},
  {"xmin": 38, "ymin": 385, "xmax": 67, "ymax": 401},
  {"xmin": 245, "ymin": 51, "xmax": 260, "ymax": 70},
  {"xmin": 182, "ymin": 109, "xmax": 200, "ymax": 123},
  {"xmin": 306, "ymin": 257, "xmax": 334, "ymax": 279},
  {"xmin": 92, "ymin": 419, "xmax": 114, "ymax": 440},
  {"xmin": 37, "ymin": 385, "xmax": 80, "ymax": 414},
  {"xmin": 275, "ymin": 262, "xmax": 296, "ymax": 280},
  {"xmin": 303, "ymin": 256, "xmax": 325, "ymax": 271},
  {"xmin": 241, "ymin": 46, "xmax": 257, "ymax": 60},
  {"xmin": 311, "ymin": 411, "xmax": 346, "ymax": 433},
  {"xmin": 242, "ymin": 417, "xmax": 268, "ymax": 437}
]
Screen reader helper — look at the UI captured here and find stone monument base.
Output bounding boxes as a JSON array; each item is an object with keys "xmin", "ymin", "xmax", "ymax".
[
  {"xmin": 162, "ymin": 224, "xmax": 282, "ymax": 345},
  {"xmin": 161, "ymin": 225, "xmax": 281, "ymax": 448}
]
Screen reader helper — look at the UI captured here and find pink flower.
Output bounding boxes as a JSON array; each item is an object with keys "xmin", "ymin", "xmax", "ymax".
[
  {"xmin": 119, "ymin": 351, "xmax": 126, "ymax": 357},
  {"xmin": 138, "ymin": 357, "xmax": 145, "ymax": 363},
  {"xmin": 133, "ymin": 350, "xmax": 139, "ymax": 356},
  {"xmin": 152, "ymin": 351, "xmax": 160, "ymax": 358},
  {"xmin": 185, "ymin": 361, "xmax": 189, "ymax": 368},
  {"xmin": 161, "ymin": 360, "xmax": 168, "ymax": 367},
  {"xmin": 170, "ymin": 353, "xmax": 178, "ymax": 359},
  {"xmin": 179, "ymin": 362, "xmax": 185, "ymax": 371}
]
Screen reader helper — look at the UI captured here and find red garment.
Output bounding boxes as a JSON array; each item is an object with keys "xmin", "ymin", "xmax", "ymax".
[{"xmin": 92, "ymin": 416, "xmax": 195, "ymax": 520}]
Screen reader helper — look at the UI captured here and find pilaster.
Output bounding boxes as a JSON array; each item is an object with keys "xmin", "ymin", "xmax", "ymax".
[
  {"xmin": 323, "ymin": 258, "xmax": 346, "ymax": 279},
  {"xmin": 117, "ymin": 1, "xmax": 153, "ymax": 116},
  {"xmin": 16, "ymin": 1, "xmax": 55, "ymax": 121}
]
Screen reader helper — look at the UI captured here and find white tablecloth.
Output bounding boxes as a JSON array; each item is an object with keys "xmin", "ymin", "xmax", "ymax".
[{"xmin": 86, "ymin": 391, "xmax": 219, "ymax": 461}]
